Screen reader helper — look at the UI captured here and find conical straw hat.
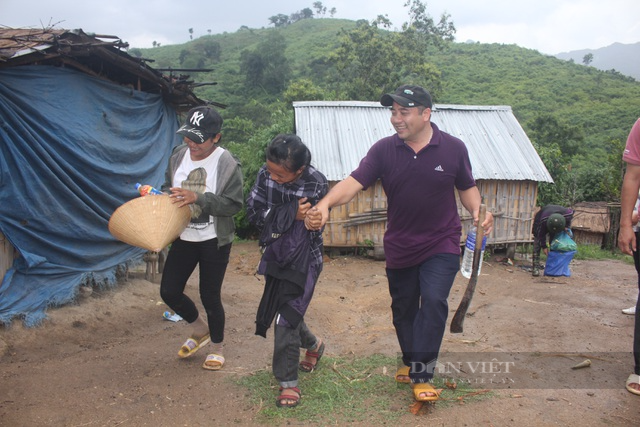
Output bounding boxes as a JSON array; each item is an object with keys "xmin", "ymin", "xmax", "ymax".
[{"xmin": 108, "ymin": 195, "xmax": 191, "ymax": 252}]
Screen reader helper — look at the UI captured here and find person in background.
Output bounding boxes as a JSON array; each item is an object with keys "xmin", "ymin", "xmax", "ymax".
[
  {"xmin": 623, "ymin": 193, "xmax": 640, "ymax": 316},
  {"xmin": 159, "ymin": 106, "xmax": 244, "ymax": 371},
  {"xmin": 246, "ymin": 134, "xmax": 328, "ymax": 408},
  {"xmin": 617, "ymin": 116, "xmax": 640, "ymax": 396},
  {"xmin": 531, "ymin": 205, "xmax": 574, "ymax": 276},
  {"xmin": 306, "ymin": 85, "xmax": 493, "ymax": 403}
]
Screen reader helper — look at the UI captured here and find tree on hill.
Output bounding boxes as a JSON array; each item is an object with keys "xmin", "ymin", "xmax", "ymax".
[
  {"xmin": 331, "ymin": 18, "xmax": 407, "ymax": 100},
  {"xmin": 313, "ymin": 1, "xmax": 327, "ymax": 16},
  {"xmin": 403, "ymin": 0, "xmax": 455, "ymax": 46},
  {"xmin": 330, "ymin": 0, "xmax": 452, "ymax": 100},
  {"xmin": 529, "ymin": 114, "xmax": 586, "ymax": 205},
  {"xmin": 269, "ymin": 5, "xmax": 317, "ymax": 27},
  {"xmin": 283, "ymin": 79, "xmax": 335, "ymax": 104},
  {"xmin": 240, "ymin": 32, "xmax": 291, "ymax": 96},
  {"xmin": 269, "ymin": 14, "xmax": 290, "ymax": 28},
  {"xmin": 290, "ymin": 8, "xmax": 314, "ymax": 23}
]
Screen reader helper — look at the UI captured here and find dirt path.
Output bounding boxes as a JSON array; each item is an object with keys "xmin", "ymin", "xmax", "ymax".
[{"xmin": 1, "ymin": 241, "xmax": 639, "ymax": 426}]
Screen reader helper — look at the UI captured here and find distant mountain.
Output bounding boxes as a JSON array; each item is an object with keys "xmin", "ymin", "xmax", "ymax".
[{"xmin": 555, "ymin": 42, "xmax": 640, "ymax": 80}]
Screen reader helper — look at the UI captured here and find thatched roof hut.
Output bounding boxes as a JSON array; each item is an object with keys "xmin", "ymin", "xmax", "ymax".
[{"xmin": 571, "ymin": 202, "xmax": 614, "ymax": 247}]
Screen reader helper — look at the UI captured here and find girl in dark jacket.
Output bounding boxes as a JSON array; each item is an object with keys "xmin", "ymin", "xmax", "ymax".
[{"xmin": 246, "ymin": 134, "xmax": 328, "ymax": 408}]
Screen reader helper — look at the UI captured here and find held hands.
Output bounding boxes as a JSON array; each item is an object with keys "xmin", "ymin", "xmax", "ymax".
[
  {"xmin": 169, "ymin": 187, "xmax": 195, "ymax": 208},
  {"xmin": 305, "ymin": 206, "xmax": 326, "ymax": 231},
  {"xmin": 296, "ymin": 197, "xmax": 311, "ymax": 221}
]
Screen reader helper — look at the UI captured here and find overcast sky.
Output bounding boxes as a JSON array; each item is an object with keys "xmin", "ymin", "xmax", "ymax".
[{"xmin": 2, "ymin": 0, "xmax": 639, "ymax": 54}]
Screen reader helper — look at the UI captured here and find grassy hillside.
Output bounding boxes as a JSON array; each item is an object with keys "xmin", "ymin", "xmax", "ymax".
[
  {"xmin": 134, "ymin": 17, "xmax": 640, "ymax": 208},
  {"xmin": 138, "ymin": 18, "xmax": 640, "ymax": 138},
  {"xmin": 431, "ymin": 42, "xmax": 640, "ymax": 144}
]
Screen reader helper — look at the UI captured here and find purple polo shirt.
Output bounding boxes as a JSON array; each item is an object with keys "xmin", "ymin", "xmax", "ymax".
[{"xmin": 350, "ymin": 123, "xmax": 476, "ymax": 269}]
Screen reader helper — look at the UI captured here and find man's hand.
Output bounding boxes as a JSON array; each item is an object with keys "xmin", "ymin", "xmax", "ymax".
[
  {"xmin": 476, "ymin": 210, "xmax": 494, "ymax": 236},
  {"xmin": 619, "ymin": 224, "xmax": 636, "ymax": 255},
  {"xmin": 305, "ymin": 205, "xmax": 327, "ymax": 230}
]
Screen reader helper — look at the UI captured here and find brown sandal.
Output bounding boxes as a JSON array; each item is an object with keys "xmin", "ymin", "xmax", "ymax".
[
  {"xmin": 299, "ymin": 340, "xmax": 325, "ymax": 373},
  {"xmin": 276, "ymin": 387, "xmax": 301, "ymax": 408}
]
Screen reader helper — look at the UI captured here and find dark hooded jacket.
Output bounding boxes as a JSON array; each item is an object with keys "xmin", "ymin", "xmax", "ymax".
[{"xmin": 254, "ymin": 201, "xmax": 311, "ymax": 337}]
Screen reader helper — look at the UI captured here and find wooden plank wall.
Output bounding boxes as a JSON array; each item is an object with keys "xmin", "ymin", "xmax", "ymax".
[
  {"xmin": 467, "ymin": 180, "xmax": 538, "ymax": 245},
  {"xmin": 323, "ymin": 181, "xmax": 387, "ymax": 248},
  {"xmin": 323, "ymin": 179, "xmax": 539, "ymax": 248}
]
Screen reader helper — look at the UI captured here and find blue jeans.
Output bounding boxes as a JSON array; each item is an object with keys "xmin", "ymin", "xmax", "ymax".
[{"xmin": 386, "ymin": 253, "xmax": 460, "ymax": 383}]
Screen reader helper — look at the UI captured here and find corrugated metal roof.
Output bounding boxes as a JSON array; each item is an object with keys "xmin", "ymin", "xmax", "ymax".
[{"xmin": 293, "ymin": 101, "xmax": 553, "ymax": 183}]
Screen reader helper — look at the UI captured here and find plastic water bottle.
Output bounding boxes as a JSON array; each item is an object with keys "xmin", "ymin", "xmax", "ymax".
[
  {"xmin": 460, "ymin": 227, "xmax": 487, "ymax": 279},
  {"xmin": 135, "ymin": 182, "xmax": 163, "ymax": 196}
]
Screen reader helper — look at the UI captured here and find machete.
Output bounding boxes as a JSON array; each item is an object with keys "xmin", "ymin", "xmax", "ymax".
[{"xmin": 450, "ymin": 204, "xmax": 487, "ymax": 334}]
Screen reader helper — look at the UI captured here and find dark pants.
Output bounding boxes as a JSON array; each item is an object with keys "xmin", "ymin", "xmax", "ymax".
[
  {"xmin": 160, "ymin": 238, "xmax": 231, "ymax": 344},
  {"xmin": 272, "ymin": 262, "xmax": 321, "ymax": 388},
  {"xmin": 631, "ymin": 232, "xmax": 640, "ymax": 375},
  {"xmin": 532, "ymin": 231, "xmax": 558, "ymax": 271},
  {"xmin": 386, "ymin": 253, "xmax": 460, "ymax": 383},
  {"xmin": 273, "ymin": 320, "xmax": 317, "ymax": 388}
]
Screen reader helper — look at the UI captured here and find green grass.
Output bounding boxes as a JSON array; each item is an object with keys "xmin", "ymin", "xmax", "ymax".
[
  {"xmin": 234, "ymin": 354, "xmax": 493, "ymax": 424},
  {"xmin": 573, "ymin": 244, "xmax": 633, "ymax": 263},
  {"xmin": 513, "ymin": 242, "xmax": 634, "ymax": 265}
]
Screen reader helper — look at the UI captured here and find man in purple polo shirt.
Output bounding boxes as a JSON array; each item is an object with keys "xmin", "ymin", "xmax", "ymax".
[{"xmin": 305, "ymin": 84, "xmax": 494, "ymax": 402}]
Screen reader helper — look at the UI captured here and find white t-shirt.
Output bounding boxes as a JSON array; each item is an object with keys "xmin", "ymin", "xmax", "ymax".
[{"xmin": 173, "ymin": 147, "xmax": 224, "ymax": 242}]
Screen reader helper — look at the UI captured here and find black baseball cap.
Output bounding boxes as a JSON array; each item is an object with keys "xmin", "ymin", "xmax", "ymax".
[
  {"xmin": 176, "ymin": 106, "xmax": 223, "ymax": 144},
  {"xmin": 380, "ymin": 85, "xmax": 432, "ymax": 109}
]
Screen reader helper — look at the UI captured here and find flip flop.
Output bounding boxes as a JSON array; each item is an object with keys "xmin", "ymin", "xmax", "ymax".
[
  {"xmin": 626, "ymin": 373, "xmax": 640, "ymax": 396},
  {"xmin": 202, "ymin": 353, "xmax": 225, "ymax": 371},
  {"xmin": 177, "ymin": 334, "xmax": 210, "ymax": 359},
  {"xmin": 412, "ymin": 382, "xmax": 440, "ymax": 402},
  {"xmin": 299, "ymin": 340, "xmax": 325, "ymax": 373},
  {"xmin": 395, "ymin": 366, "xmax": 411, "ymax": 384}
]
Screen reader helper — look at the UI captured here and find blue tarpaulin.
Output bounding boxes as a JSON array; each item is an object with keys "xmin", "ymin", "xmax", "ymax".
[
  {"xmin": 544, "ymin": 250, "xmax": 577, "ymax": 277},
  {"xmin": 0, "ymin": 65, "xmax": 182, "ymax": 326}
]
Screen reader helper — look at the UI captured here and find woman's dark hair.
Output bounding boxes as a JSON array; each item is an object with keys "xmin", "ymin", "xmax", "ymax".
[{"xmin": 266, "ymin": 134, "xmax": 312, "ymax": 173}]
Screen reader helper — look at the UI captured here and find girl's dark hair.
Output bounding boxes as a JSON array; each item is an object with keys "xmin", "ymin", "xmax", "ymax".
[{"xmin": 266, "ymin": 134, "xmax": 312, "ymax": 173}]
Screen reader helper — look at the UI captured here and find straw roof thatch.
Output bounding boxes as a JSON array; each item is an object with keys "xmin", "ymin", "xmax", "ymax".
[
  {"xmin": 572, "ymin": 202, "xmax": 610, "ymax": 233},
  {"xmin": 0, "ymin": 26, "xmax": 221, "ymax": 112}
]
